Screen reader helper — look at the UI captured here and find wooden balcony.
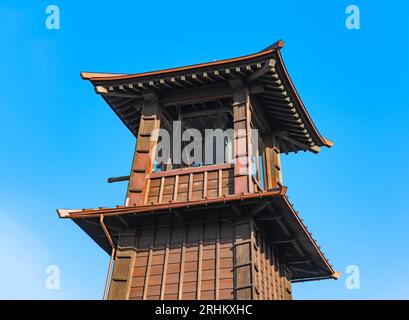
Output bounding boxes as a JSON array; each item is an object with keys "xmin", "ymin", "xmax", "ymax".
[{"xmin": 143, "ymin": 163, "xmax": 234, "ymax": 204}]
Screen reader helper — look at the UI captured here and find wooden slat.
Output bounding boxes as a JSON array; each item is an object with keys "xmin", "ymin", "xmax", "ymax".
[
  {"xmin": 143, "ymin": 178, "xmax": 151, "ymax": 204},
  {"xmin": 142, "ymin": 226, "xmax": 156, "ymax": 300},
  {"xmin": 218, "ymin": 169, "xmax": 222, "ymax": 197},
  {"xmin": 160, "ymin": 222, "xmax": 172, "ymax": 299},
  {"xmin": 177, "ymin": 224, "xmax": 187, "ymax": 300},
  {"xmin": 158, "ymin": 177, "xmax": 165, "ymax": 203},
  {"xmin": 196, "ymin": 222, "xmax": 204, "ymax": 299},
  {"xmin": 261, "ymin": 238, "xmax": 268, "ymax": 299},
  {"xmin": 263, "ymin": 242, "xmax": 273, "ymax": 300},
  {"xmin": 188, "ymin": 173, "xmax": 193, "ymax": 201},
  {"xmin": 173, "ymin": 175, "xmax": 179, "ymax": 201},
  {"xmin": 215, "ymin": 220, "xmax": 220, "ymax": 300},
  {"xmin": 203, "ymin": 171, "xmax": 208, "ymax": 198}
]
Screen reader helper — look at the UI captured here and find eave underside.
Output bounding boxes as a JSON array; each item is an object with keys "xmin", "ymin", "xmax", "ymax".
[
  {"xmin": 82, "ymin": 42, "xmax": 332, "ymax": 154},
  {"xmin": 60, "ymin": 189, "xmax": 337, "ymax": 282}
]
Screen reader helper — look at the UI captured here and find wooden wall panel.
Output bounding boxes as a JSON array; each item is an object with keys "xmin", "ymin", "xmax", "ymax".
[{"xmin": 115, "ymin": 216, "xmax": 292, "ymax": 300}]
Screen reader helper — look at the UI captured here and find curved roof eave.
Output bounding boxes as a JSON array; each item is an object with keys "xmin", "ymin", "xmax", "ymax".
[
  {"xmin": 81, "ymin": 40, "xmax": 333, "ymax": 150},
  {"xmin": 80, "ymin": 40, "xmax": 284, "ymax": 82},
  {"xmin": 274, "ymin": 50, "xmax": 333, "ymax": 149}
]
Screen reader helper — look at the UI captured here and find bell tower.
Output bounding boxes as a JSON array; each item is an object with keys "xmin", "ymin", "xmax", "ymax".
[{"xmin": 58, "ymin": 40, "xmax": 338, "ymax": 300}]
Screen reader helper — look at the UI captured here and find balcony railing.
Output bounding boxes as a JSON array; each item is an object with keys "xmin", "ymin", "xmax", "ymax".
[{"xmin": 144, "ymin": 163, "xmax": 234, "ymax": 204}]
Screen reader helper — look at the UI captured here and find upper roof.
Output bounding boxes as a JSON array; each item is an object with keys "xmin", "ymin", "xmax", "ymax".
[{"xmin": 81, "ymin": 40, "xmax": 333, "ymax": 153}]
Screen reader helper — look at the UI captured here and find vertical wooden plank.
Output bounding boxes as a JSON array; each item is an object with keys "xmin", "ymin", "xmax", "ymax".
[
  {"xmin": 196, "ymin": 222, "xmax": 204, "ymax": 299},
  {"xmin": 277, "ymin": 255, "xmax": 285, "ymax": 300},
  {"xmin": 251, "ymin": 221, "xmax": 258, "ymax": 300},
  {"xmin": 264, "ymin": 144, "xmax": 273, "ymax": 190},
  {"xmin": 255, "ymin": 148, "xmax": 261, "ymax": 187},
  {"xmin": 173, "ymin": 175, "xmax": 179, "ymax": 201},
  {"xmin": 234, "ymin": 219, "xmax": 253, "ymax": 300},
  {"xmin": 283, "ymin": 267, "xmax": 292, "ymax": 300},
  {"xmin": 218, "ymin": 169, "xmax": 222, "ymax": 197},
  {"xmin": 269, "ymin": 245, "xmax": 276, "ymax": 300},
  {"xmin": 160, "ymin": 219, "xmax": 173, "ymax": 299},
  {"xmin": 255, "ymin": 228, "xmax": 262, "ymax": 299},
  {"xmin": 158, "ymin": 176, "xmax": 165, "ymax": 203},
  {"xmin": 265, "ymin": 242, "xmax": 273, "ymax": 300},
  {"xmin": 272, "ymin": 136, "xmax": 283, "ymax": 186},
  {"xmin": 177, "ymin": 223, "xmax": 188, "ymax": 300},
  {"xmin": 188, "ymin": 173, "xmax": 193, "ymax": 201},
  {"xmin": 274, "ymin": 247, "xmax": 279, "ymax": 300},
  {"xmin": 261, "ymin": 143, "xmax": 269, "ymax": 190},
  {"xmin": 261, "ymin": 238, "xmax": 269, "ymax": 300},
  {"xmin": 108, "ymin": 232, "xmax": 136, "ymax": 300},
  {"xmin": 203, "ymin": 171, "xmax": 208, "ymax": 198},
  {"xmin": 281, "ymin": 264, "xmax": 287, "ymax": 299},
  {"xmin": 215, "ymin": 219, "xmax": 220, "ymax": 300},
  {"xmin": 143, "ymin": 178, "xmax": 151, "ymax": 204},
  {"xmin": 142, "ymin": 223, "xmax": 157, "ymax": 300}
]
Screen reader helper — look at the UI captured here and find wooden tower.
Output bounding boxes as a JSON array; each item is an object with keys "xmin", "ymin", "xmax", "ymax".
[{"xmin": 58, "ymin": 40, "xmax": 338, "ymax": 300}]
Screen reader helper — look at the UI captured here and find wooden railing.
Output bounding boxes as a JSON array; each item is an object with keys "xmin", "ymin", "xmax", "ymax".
[{"xmin": 143, "ymin": 163, "xmax": 234, "ymax": 204}]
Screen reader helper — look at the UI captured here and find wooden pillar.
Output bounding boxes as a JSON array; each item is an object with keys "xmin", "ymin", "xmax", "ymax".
[
  {"xmin": 272, "ymin": 135, "xmax": 283, "ymax": 187},
  {"xmin": 126, "ymin": 93, "xmax": 161, "ymax": 205},
  {"xmin": 263, "ymin": 134, "xmax": 282, "ymax": 190},
  {"xmin": 108, "ymin": 232, "xmax": 136, "ymax": 300},
  {"xmin": 231, "ymin": 79, "xmax": 253, "ymax": 194},
  {"xmin": 284, "ymin": 267, "xmax": 293, "ymax": 300},
  {"xmin": 233, "ymin": 219, "xmax": 254, "ymax": 299}
]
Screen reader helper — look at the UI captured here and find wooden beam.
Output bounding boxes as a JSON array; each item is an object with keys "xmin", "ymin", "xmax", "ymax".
[
  {"xmin": 271, "ymin": 237, "xmax": 298, "ymax": 245},
  {"xmin": 277, "ymin": 131, "xmax": 320, "ymax": 153},
  {"xmin": 287, "ymin": 259, "xmax": 311, "ymax": 266},
  {"xmin": 161, "ymin": 82, "xmax": 264, "ymax": 107},
  {"xmin": 180, "ymin": 107, "xmax": 231, "ymax": 119},
  {"xmin": 247, "ymin": 59, "xmax": 276, "ymax": 83},
  {"xmin": 249, "ymin": 202, "xmax": 268, "ymax": 217}
]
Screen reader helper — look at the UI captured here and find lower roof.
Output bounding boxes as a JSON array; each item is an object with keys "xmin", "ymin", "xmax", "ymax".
[{"xmin": 58, "ymin": 187, "xmax": 338, "ymax": 282}]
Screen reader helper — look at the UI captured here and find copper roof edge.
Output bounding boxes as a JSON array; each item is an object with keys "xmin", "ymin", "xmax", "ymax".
[
  {"xmin": 57, "ymin": 187, "xmax": 285, "ymax": 219},
  {"xmin": 79, "ymin": 40, "xmax": 284, "ymax": 82},
  {"xmin": 281, "ymin": 194, "xmax": 336, "ymax": 276},
  {"xmin": 274, "ymin": 49, "xmax": 332, "ymax": 149}
]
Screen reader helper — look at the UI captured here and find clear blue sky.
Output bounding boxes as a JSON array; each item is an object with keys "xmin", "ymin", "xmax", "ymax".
[{"xmin": 0, "ymin": 0, "xmax": 408, "ymax": 299}]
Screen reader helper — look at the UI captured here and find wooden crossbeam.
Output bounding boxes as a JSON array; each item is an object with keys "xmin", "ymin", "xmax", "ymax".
[
  {"xmin": 247, "ymin": 59, "xmax": 276, "ymax": 83},
  {"xmin": 277, "ymin": 131, "xmax": 320, "ymax": 153},
  {"xmin": 287, "ymin": 259, "xmax": 312, "ymax": 266},
  {"xmin": 249, "ymin": 202, "xmax": 268, "ymax": 217},
  {"xmin": 271, "ymin": 237, "xmax": 298, "ymax": 245},
  {"xmin": 96, "ymin": 82, "xmax": 264, "ymax": 107},
  {"xmin": 161, "ymin": 82, "xmax": 264, "ymax": 107}
]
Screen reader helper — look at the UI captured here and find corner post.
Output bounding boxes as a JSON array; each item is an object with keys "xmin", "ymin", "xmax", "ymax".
[
  {"xmin": 126, "ymin": 92, "xmax": 161, "ymax": 205},
  {"xmin": 230, "ymin": 79, "xmax": 254, "ymax": 194}
]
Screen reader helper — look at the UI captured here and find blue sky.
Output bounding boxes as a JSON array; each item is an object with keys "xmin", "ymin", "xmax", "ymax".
[{"xmin": 0, "ymin": 0, "xmax": 408, "ymax": 299}]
